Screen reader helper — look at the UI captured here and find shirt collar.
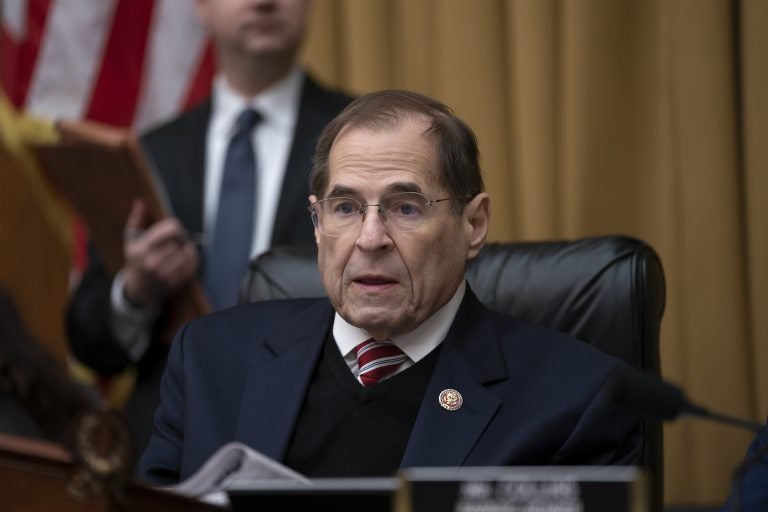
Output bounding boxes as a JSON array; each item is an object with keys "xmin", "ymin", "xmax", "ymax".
[
  {"xmin": 333, "ymin": 280, "xmax": 467, "ymax": 363},
  {"xmin": 210, "ymin": 66, "xmax": 304, "ymax": 137}
]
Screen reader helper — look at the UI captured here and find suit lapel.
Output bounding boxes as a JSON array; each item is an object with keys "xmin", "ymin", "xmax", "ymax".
[
  {"xmin": 234, "ymin": 300, "xmax": 334, "ymax": 460},
  {"xmin": 143, "ymin": 99, "xmax": 209, "ymax": 234},
  {"xmin": 401, "ymin": 290, "xmax": 508, "ymax": 467},
  {"xmin": 271, "ymin": 74, "xmax": 319, "ymax": 245},
  {"xmin": 184, "ymin": 107, "xmax": 207, "ymax": 235}
]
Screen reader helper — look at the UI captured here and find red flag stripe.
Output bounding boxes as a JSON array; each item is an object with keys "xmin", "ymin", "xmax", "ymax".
[
  {"xmin": 1, "ymin": 0, "xmax": 52, "ymax": 107},
  {"xmin": 85, "ymin": 0, "xmax": 155, "ymax": 127},
  {"xmin": 182, "ymin": 39, "xmax": 215, "ymax": 110}
]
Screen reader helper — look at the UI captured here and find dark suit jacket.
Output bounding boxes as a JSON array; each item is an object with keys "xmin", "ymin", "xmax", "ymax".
[
  {"xmin": 67, "ymin": 73, "xmax": 353, "ymax": 453},
  {"xmin": 138, "ymin": 288, "xmax": 642, "ymax": 484},
  {"xmin": 722, "ymin": 423, "xmax": 768, "ymax": 512}
]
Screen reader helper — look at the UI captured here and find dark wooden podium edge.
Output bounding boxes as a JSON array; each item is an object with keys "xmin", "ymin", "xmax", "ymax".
[
  {"xmin": 0, "ymin": 432, "xmax": 72, "ymax": 476},
  {"xmin": 0, "ymin": 433, "xmax": 224, "ymax": 511}
]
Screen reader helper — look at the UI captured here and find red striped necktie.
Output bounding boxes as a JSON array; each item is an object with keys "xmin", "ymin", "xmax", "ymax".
[{"xmin": 354, "ymin": 339, "xmax": 407, "ymax": 387}]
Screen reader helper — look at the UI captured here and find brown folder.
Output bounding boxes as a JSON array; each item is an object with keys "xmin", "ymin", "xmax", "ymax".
[{"xmin": 33, "ymin": 119, "xmax": 210, "ymax": 343}]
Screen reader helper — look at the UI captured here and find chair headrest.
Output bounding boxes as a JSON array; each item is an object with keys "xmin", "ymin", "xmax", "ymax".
[
  {"xmin": 241, "ymin": 235, "xmax": 665, "ymax": 372},
  {"xmin": 466, "ymin": 236, "xmax": 665, "ymax": 371}
]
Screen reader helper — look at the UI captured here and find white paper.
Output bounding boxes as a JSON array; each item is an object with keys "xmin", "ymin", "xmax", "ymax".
[{"xmin": 163, "ymin": 441, "xmax": 310, "ymax": 506}]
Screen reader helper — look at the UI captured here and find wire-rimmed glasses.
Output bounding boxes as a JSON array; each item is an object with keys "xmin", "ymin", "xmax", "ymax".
[{"xmin": 309, "ymin": 192, "xmax": 466, "ymax": 237}]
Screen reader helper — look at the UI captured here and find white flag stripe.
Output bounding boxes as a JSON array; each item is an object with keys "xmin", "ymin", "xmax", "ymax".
[
  {"xmin": 25, "ymin": 0, "xmax": 117, "ymax": 120},
  {"xmin": 1, "ymin": 0, "xmax": 27, "ymax": 41},
  {"xmin": 133, "ymin": 0, "xmax": 208, "ymax": 132}
]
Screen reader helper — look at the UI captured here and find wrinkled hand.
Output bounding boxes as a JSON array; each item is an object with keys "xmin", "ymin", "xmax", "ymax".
[{"xmin": 121, "ymin": 199, "xmax": 199, "ymax": 309}]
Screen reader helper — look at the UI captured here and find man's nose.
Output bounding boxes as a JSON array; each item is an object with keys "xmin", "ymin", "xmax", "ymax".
[{"xmin": 356, "ymin": 207, "xmax": 392, "ymax": 249}]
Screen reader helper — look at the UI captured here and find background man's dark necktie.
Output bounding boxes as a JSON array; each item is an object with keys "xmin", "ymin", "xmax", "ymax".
[{"xmin": 204, "ymin": 108, "xmax": 261, "ymax": 309}]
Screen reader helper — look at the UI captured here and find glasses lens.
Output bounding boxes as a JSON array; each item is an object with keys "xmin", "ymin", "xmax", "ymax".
[
  {"xmin": 315, "ymin": 197, "xmax": 362, "ymax": 236},
  {"xmin": 381, "ymin": 192, "xmax": 431, "ymax": 231},
  {"xmin": 312, "ymin": 192, "xmax": 436, "ymax": 236}
]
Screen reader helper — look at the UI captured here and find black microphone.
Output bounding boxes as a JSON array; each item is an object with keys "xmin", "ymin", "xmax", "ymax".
[
  {"xmin": 607, "ymin": 367, "xmax": 767, "ymax": 512},
  {"xmin": 607, "ymin": 366, "xmax": 763, "ymax": 432}
]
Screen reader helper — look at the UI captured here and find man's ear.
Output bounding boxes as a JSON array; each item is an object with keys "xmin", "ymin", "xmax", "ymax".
[{"xmin": 463, "ymin": 193, "xmax": 490, "ymax": 260}]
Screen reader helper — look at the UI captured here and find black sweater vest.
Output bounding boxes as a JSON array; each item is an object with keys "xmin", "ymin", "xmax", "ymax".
[{"xmin": 284, "ymin": 334, "xmax": 439, "ymax": 477}]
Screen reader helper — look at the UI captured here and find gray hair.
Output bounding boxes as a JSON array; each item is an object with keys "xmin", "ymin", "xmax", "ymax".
[{"xmin": 310, "ymin": 90, "xmax": 484, "ymax": 212}]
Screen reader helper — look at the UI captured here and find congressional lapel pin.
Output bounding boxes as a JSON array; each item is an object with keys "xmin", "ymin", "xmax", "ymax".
[{"xmin": 439, "ymin": 388, "xmax": 463, "ymax": 411}]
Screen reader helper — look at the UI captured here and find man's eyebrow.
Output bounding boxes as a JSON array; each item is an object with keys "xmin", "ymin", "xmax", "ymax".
[
  {"xmin": 327, "ymin": 185, "xmax": 357, "ymax": 197},
  {"xmin": 326, "ymin": 182, "xmax": 424, "ymax": 198},
  {"xmin": 385, "ymin": 182, "xmax": 423, "ymax": 194}
]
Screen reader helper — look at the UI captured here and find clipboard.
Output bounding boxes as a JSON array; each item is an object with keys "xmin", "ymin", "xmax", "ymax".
[{"xmin": 33, "ymin": 119, "xmax": 210, "ymax": 341}]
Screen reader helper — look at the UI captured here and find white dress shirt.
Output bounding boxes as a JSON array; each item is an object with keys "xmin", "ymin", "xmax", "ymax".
[{"xmin": 205, "ymin": 67, "xmax": 303, "ymax": 257}]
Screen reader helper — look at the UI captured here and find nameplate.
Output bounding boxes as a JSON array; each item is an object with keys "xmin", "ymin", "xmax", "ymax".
[{"xmin": 396, "ymin": 466, "xmax": 648, "ymax": 512}]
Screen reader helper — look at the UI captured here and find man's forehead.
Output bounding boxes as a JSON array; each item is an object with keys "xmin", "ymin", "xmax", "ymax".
[
  {"xmin": 327, "ymin": 140, "xmax": 439, "ymax": 190},
  {"xmin": 321, "ymin": 116, "xmax": 441, "ymax": 195},
  {"xmin": 333, "ymin": 114, "xmax": 433, "ymax": 145},
  {"xmin": 328, "ymin": 118, "xmax": 436, "ymax": 166}
]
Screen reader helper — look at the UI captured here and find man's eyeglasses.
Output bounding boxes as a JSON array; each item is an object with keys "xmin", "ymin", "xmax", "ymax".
[{"xmin": 309, "ymin": 192, "xmax": 468, "ymax": 237}]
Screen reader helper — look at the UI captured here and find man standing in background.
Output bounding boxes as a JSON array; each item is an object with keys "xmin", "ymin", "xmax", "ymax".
[{"xmin": 66, "ymin": 0, "xmax": 353, "ymax": 456}]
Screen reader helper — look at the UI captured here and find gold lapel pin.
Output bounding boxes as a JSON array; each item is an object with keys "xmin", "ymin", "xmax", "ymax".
[{"xmin": 439, "ymin": 388, "xmax": 463, "ymax": 411}]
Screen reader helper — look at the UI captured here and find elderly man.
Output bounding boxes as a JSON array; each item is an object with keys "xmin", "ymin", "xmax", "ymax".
[{"xmin": 138, "ymin": 90, "xmax": 642, "ymax": 484}]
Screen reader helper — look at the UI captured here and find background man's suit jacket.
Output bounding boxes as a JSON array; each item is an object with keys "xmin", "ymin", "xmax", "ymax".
[
  {"xmin": 721, "ymin": 423, "xmax": 768, "ymax": 512},
  {"xmin": 67, "ymin": 74, "xmax": 353, "ymax": 454},
  {"xmin": 138, "ymin": 287, "xmax": 643, "ymax": 484}
]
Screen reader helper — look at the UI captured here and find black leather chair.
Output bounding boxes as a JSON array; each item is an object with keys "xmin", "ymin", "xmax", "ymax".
[{"xmin": 240, "ymin": 234, "xmax": 666, "ymax": 511}]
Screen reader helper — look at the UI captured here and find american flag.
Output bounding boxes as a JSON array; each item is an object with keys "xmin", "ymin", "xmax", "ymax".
[
  {"xmin": 2, "ymin": 0, "xmax": 220, "ymax": 397},
  {"xmin": 1, "ymin": 0, "xmax": 214, "ymax": 131},
  {"xmin": 2, "ymin": 0, "xmax": 217, "ymax": 278}
]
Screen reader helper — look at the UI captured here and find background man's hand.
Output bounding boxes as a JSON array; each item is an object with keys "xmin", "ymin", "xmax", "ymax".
[{"xmin": 121, "ymin": 199, "xmax": 200, "ymax": 308}]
